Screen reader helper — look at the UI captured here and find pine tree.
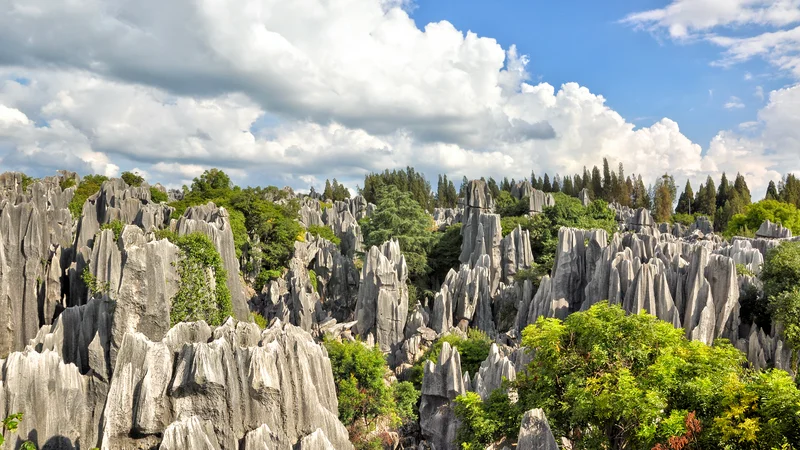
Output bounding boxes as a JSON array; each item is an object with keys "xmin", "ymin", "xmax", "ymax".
[
  {"xmin": 676, "ymin": 180, "xmax": 694, "ymax": 215},
  {"xmin": 766, "ymin": 180, "xmax": 779, "ymax": 201},
  {"xmin": 562, "ymin": 176, "xmax": 574, "ymax": 196},
  {"xmin": 487, "ymin": 177, "xmax": 500, "ymax": 199},
  {"xmin": 591, "ymin": 166, "xmax": 603, "ymax": 199},
  {"xmin": 699, "ymin": 176, "xmax": 717, "ymax": 217},
  {"xmin": 733, "ymin": 173, "xmax": 751, "ymax": 205},
  {"xmin": 543, "ymin": 174, "xmax": 552, "ymax": 192},
  {"xmin": 602, "ymin": 158, "xmax": 613, "ymax": 201},
  {"xmin": 780, "ymin": 174, "xmax": 800, "ymax": 207},
  {"xmin": 323, "ymin": 179, "xmax": 334, "ymax": 201},
  {"xmin": 653, "ymin": 174, "xmax": 676, "ymax": 223},
  {"xmin": 552, "ymin": 175, "xmax": 561, "ymax": 193},
  {"xmin": 716, "ymin": 173, "xmax": 731, "ymax": 210}
]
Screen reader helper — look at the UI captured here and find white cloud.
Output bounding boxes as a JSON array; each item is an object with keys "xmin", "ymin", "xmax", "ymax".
[
  {"xmin": 0, "ymin": 0, "xmax": 794, "ymax": 199},
  {"xmin": 724, "ymin": 96, "xmax": 745, "ymax": 109},
  {"xmin": 626, "ymin": 0, "xmax": 800, "ymax": 78},
  {"xmin": 755, "ymin": 85, "xmax": 765, "ymax": 100}
]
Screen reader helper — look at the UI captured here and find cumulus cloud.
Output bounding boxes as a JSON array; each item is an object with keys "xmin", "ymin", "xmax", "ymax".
[
  {"xmin": 724, "ymin": 96, "xmax": 745, "ymax": 109},
  {"xmin": 0, "ymin": 0, "xmax": 794, "ymax": 197}
]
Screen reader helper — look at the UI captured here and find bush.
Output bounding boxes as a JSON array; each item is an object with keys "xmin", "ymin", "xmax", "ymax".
[
  {"xmin": 68, "ymin": 174, "xmax": 109, "ymax": 218},
  {"xmin": 121, "ymin": 171, "xmax": 144, "ymax": 187},
  {"xmin": 81, "ymin": 266, "xmax": 110, "ymax": 298},
  {"xmin": 409, "ymin": 329, "xmax": 492, "ymax": 388},
  {"xmin": 671, "ymin": 213, "xmax": 696, "ymax": 227},
  {"xmin": 507, "ymin": 302, "xmax": 800, "ymax": 449},
  {"xmin": 20, "ymin": 174, "xmax": 35, "ymax": 192},
  {"xmin": 170, "ymin": 233, "xmax": 233, "ymax": 326},
  {"xmin": 100, "ymin": 220, "xmax": 125, "ymax": 241},
  {"xmin": 254, "ymin": 269, "xmax": 283, "ymax": 292},
  {"xmin": 307, "ymin": 224, "xmax": 340, "ymax": 245},
  {"xmin": 513, "ymin": 263, "xmax": 549, "ymax": 290},
  {"xmin": 727, "ymin": 200, "xmax": 800, "ymax": 237},
  {"xmin": 150, "ymin": 187, "xmax": 168, "ymax": 203},
  {"xmin": 251, "ymin": 312, "xmax": 268, "ymax": 329},
  {"xmin": 323, "ymin": 338, "xmax": 399, "ymax": 430},
  {"xmin": 308, "ymin": 269, "xmax": 319, "ymax": 293},
  {"xmin": 59, "ymin": 177, "xmax": 76, "ymax": 190},
  {"xmin": 428, "ymin": 223, "xmax": 463, "ymax": 282}
]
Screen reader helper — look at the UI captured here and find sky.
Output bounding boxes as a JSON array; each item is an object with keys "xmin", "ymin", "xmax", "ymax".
[{"xmin": 0, "ymin": 0, "xmax": 799, "ymax": 198}]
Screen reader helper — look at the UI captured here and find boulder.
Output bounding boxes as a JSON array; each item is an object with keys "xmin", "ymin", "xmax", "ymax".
[{"xmin": 516, "ymin": 409, "xmax": 559, "ymax": 450}]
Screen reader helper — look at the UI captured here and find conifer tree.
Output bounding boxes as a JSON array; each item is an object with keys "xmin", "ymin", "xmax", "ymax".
[{"xmin": 676, "ymin": 180, "xmax": 694, "ymax": 215}]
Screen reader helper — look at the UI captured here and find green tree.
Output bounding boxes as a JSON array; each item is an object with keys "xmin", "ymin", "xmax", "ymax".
[
  {"xmin": 726, "ymin": 200, "xmax": 800, "ymax": 237},
  {"xmin": 324, "ymin": 338, "xmax": 420, "ymax": 446},
  {"xmin": 652, "ymin": 174, "xmax": 676, "ymax": 223},
  {"xmin": 676, "ymin": 180, "xmax": 694, "ymax": 215},
  {"xmin": 505, "ymin": 303, "xmax": 800, "ymax": 450},
  {"xmin": 150, "ymin": 187, "xmax": 168, "ymax": 203},
  {"xmin": 733, "ymin": 173, "xmax": 752, "ymax": 205},
  {"xmin": 779, "ymin": 174, "xmax": 800, "ymax": 207},
  {"xmin": 766, "ymin": 181, "xmax": 780, "ymax": 201},
  {"xmin": 121, "ymin": 171, "xmax": 145, "ymax": 187},
  {"xmin": 542, "ymin": 174, "xmax": 552, "ymax": 192},
  {"xmin": 361, "ymin": 185, "xmax": 434, "ymax": 280},
  {"xmin": 428, "ymin": 223, "xmax": 463, "ymax": 282},
  {"xmin": 169, "ymin": 233, "xmax": 233, "ymax": 326},
  {"xmin": 361, "ymin": 167, "xmax": 435, "ymax": 212}
]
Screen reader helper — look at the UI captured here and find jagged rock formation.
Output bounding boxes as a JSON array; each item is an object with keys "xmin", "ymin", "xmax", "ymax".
[
  {"xmin": 472, "ymin": 344, "xmax": 516, "ymax": 401},
  {"xmin": 578, "ymin": 188, "xmax": 591, "ymax": 207},
  {"xmin": 460, "ymin": 211, "xmax": 503, "ymax": 293},
  {"xmin": 355, "ymin": 240, "xmax": 409, "ymax": 362},
  {"xmin": 298, "ymin": 197, "xmax": 324, "ymax": 228},
  {"xmin": 431, "ymin": 256, "xmax": 494, "ymax": 335},
  {"xmin": 102, "ymin": 319, "xmax": 352, "ymax": 449},
  {"xmin": 756, "ymin": 219, "xmax": 792, "ymax": 239},
  {"xmin": 420, "ymin": 342, "xmax": 465, "ymax": 450},
  {"xmin": 256, "ymin": 234, "xmax": 358, "ymax": 330},
  {"xmin": 0, "ymin": 174, "xmax": 75, "ymax": 356},
  {"xmin": 501, "ymin": 225, "xmax": 533, "ymax": 283},
  {"xmin": 322, "ymin": 197, "xmax": 370, "ymax": 257},
  {"xmin": 433, "ymin": 207, "xmax": 461, "ymax": 231},
  {"xmin": 516, "ymin": 409, "xmax": 559, "ymax": 450},
  {"xmin": 176, "ymin": 203, "xmax": 249, "ymax": 321},
  {"xmin": 510, "ymin": 181, "xmax": 556, "ymax": 215}
]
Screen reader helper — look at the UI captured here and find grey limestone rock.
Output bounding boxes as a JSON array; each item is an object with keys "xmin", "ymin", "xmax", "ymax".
[
  {"xmin": 102, "ymin": 319, "xmax": 352, "ymax": 449},
  {"xmin": 472, "ymin": 344, "xmax": 516, "ymax": 401},
  {"xmin": 420, "ymin": 342, "xmax": 465, "ymax": 450},
  {"xmin": 756, "ymin": 219, "xmax": 792, "ymax": 239},
  {"xmin": 159, "ymin": 417, "xmax": 225, "ymax": 450},
  {"xmin": 517, "ymin": 409, "xmax": 559, "ymax": 450},
  {"xmin": 460, "ymin": 212, "xmax": 503, "ymax": 293},
  {"xmin": 501, "ymin": 225, "xmax": 533, "ymax": 283},
  {"xmin": 355, "ymin": 240, "xmax": 409, "ymax": 360}
]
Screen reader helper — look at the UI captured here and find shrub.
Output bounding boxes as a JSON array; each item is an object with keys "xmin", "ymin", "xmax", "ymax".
[
  {"xmin": 409, "ymin": 329, "xmax": 492, "ymax": 388},
  {"xmin": 727, "ymin": 200, "xmax": 800, "ymax": 237},
  {"xmin": 20, "ymin": 174, "xmax": 35, "ymax": 192},
  {"xmin": 0, "ymin": 413, "xmax": 35, "ymax": 449},
  {"xmin": 100, "ymin": 220, "xmax": 125, "ymax": 241},
  {"xmin": 308, "ymin": 269, "xmax": 319, "ymax": 293},
  {"xmin": 735, "ymin": 263, "xmax": 756, "ymax": 278},
  {"xmin": 251, "ymin": 312, "xmax": 268, "ymax": 329},
  {"xmin": 68, "ymin": 174, "xmax": 109, "ymax": 219},
  {"xmin": 150, "ymin": 187, "xmax": 168, "ymax": 203},
  {"xmin": 254, "ymin": 269, "xmax": 282, "ymax": 292},
  {"xmin": 170, "ymin": 233, "xmax": 233, "ymax": 326},
  {"xmin": 671, "ymin": 213, "xmax": 696, "ymax": 227},
  {"xmin": 307, "ymin": 224, "xmax": 341, "ymax": 245},
  {"xmin": 81, "ymin": 266, "xmax": 111, "ymax": 298},
  {"xmin": 121, "ymin": 171, "xmax": 145, "ymax": 187},
  {"xmin": 59, "ymin": 177, "xmax": 76, "ymax": 191}
]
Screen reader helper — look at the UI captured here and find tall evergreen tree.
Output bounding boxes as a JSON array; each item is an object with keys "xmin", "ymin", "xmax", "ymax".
[
  {"xmin": 632, "ymin": 175, "xmax": 651, "ymax": 209},
  {"xmin": 562, "ymin": 176, "xmax": 575, "ymax": 196},
  {"xmin": 653, "ymin": 174, "xmax": 677, "ymax": 223},
  {"xmin": 733, "ymin": 173, "xmax": 751, "ymax": 205},
  {"xmin": 591, "ymin": 166, "xmax": 603, "ymax": 199},
  {"xmin": 543, "ymin": 174, "xmax": 552, "ymax": 192},
  {"xmin": 552, "ymin": 175, "xmax": 561, "ymax": 193},
  {"xmin": 676, "ymin": 180, "xmax": 694, "ymax": 215},
  {"xmin": 766, "ymin": 180, "xmax": 779, "ymax": 201},
  {"xmin": 780, "ymin": 174, "xmax": 800, "ymax": 207},
  {"xmin": 323, "ymin": 179, "xmax": 334, "ymax": 200},
  {"xmin": 602, "ymin": 158, "xmax": 613, "ymax": 201},
  {"xmin": 716, "ymin": 173, "xmax": 731, "ymax": 210},
  {"xmin": 487, "ymin": 177, "xmax": 501, "ymax": 199},
  {"xmin": 696, "ymin": 176, "xmax": 717, "ymax": 217}
]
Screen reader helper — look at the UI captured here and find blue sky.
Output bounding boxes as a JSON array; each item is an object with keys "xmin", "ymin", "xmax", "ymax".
[
  {"xmin": 414, "ymin": 0, "xmax": 790, "ymax": 148},
  {"xmin": 0, "ymin": 0, "xmax": 798, "ymax": 195}
]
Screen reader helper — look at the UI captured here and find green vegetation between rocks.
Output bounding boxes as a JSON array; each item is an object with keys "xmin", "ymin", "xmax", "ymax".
[
  {"xmin": 452, "ymin": 303, "xmax": 800, "ymax": 450},
  {"xmin": 324, "ymin": 338, "xmax": 420, "ymax": 450},
  {"xmin": 168, "ymin": 232, "xmax": 233, "ymax": 326},
  {"xmin": 68, "ymin": 174, "xmax": 109, "ymax": 219},
  {"xmin": 407, "ymin": 328, "xmax": 493, "ymax": 389},
  {"xmin": 307, "ymin": 224, "xmax": 341, "ymax": 245},
  {"xmin": 100, "ymin": 219, "xmax": 125, "ymax": 241},
  {"xmin": 727, "ymin": 200, "xmax": 800, "ymax": 237}
]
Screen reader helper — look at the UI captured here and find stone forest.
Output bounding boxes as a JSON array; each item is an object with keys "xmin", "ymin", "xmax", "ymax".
[{"xmin": 0, "ymin": 163, "xmax": 799, "ymax": 450}]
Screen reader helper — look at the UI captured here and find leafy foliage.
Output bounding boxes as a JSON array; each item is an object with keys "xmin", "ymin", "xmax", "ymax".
[
  {"xmin": 150, "ymin": 187, "xmax": 168, "ymax": 203},
  {"xmin": 362, "ymin": 185, "xmax": 434, "ymax": 284},
  {"xmin": 324, "ymin": 338, "xmax": 419, "ymax": 449},
  {"xmin": 427, "ymin": 223, "xmax": 463, "ymax": 282},
  {"xmin": 475, "ymin": 302, "xmax": 800, "ymax": 450},
  {"xmin": 121, "ymin": 171, "xmax": 145, "ymax": 187},
  {"xmin": 361, "ymin": 167, "xmax": 435, "ymax": 212},
  {"xmin": 68, "ymin": 174, "xmax": 109, "ymax": 219},
  {"xmin": 169, "ymin": 233, "xmax": 233, "ymax": 326},
  {"xmin": 251, "ymin": 312, "xmax": 268, "ymax": 329},
  {"xmin": 307, "ymin": 224, "xmax": 340, "ymax": 245},
  {"xmin": 726, "ymin": 200, "xmax": 800, "ymax": 237},
  {"xmin": 100, "ymin": 219, "xmax": 125, "ymax": 241},
  {"xmin": 81, "ymin": 266, "xmax": 110, "ymax": 298},
  {"xmin": 254, "ymin": 269, "xmax": 283, "ymax": 292},
  {"xmin": 0, "ymin": 413, "xmax": 35, "ymax": 449},
  {"xmin": 20, "ymin": 174, "xmax": 36, "ymax": 192}
]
